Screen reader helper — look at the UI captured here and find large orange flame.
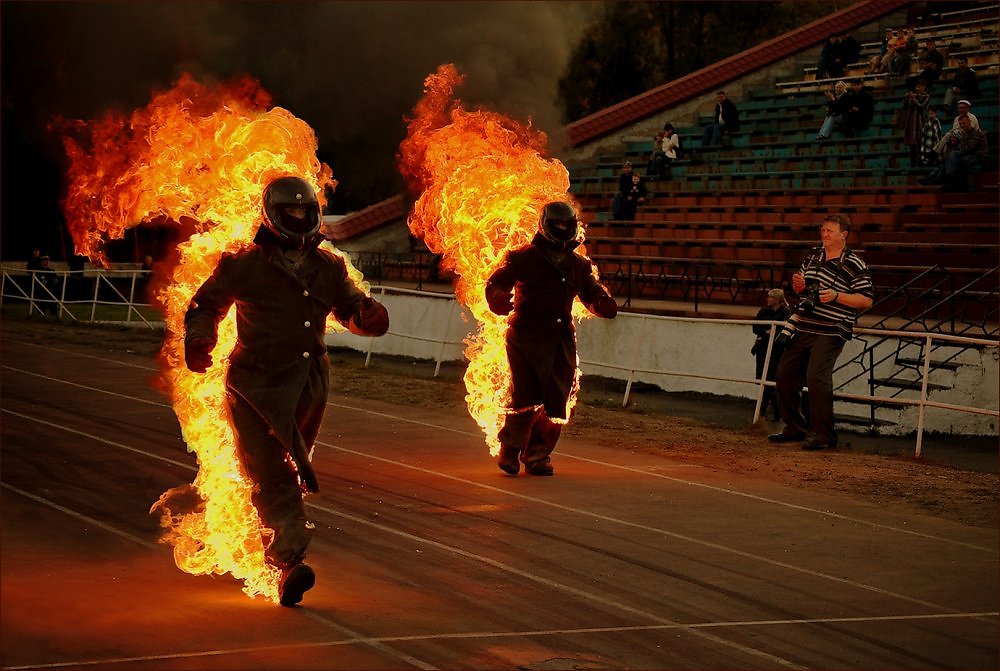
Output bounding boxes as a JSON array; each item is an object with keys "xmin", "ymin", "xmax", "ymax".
[
  {"xmin": 58, "ymin": 73, "xmax": 341, "ymax": 602},
  {"xmin": 398, "ymin": 64, "xmax": 595, "ymax": 455}
]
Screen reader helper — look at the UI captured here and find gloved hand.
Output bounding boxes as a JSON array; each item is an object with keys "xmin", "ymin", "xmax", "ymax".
[
  {"xmin": 356, "ymin": 297, "xmax": 389, "ymax": 336},
  {"xmin": 486, "ymin": 287, "xmax": 514, "ymax": 316},
  {"xmin": 592, "ymin": 294, "xmax": 618, "ymax": 319},
  {"xmin": 185, "ymin": 337, "xmax": 214, "ymax": 373}
]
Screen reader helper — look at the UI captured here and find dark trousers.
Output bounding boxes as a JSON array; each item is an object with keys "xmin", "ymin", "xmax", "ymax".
[
  {"xmin": 228, "ymin": 393, "xmax": 318, "ymax": 569},
  {"xmin": 775, "ymin": 332, "xmax": 844, "ymax": 443},
  {"xmin": 499, "ymin": 407, "xmax": 563, "ymax": 468}
]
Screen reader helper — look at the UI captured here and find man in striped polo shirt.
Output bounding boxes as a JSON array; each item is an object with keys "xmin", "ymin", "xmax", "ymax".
[{"xmin": 769, "ymin": 214, "xmax": 874, "ymax": 450}]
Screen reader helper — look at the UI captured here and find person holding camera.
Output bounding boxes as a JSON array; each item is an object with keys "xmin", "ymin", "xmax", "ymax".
[{"xmin": 769, "ymin": 215, "xmax": 873, "ymax": 450}]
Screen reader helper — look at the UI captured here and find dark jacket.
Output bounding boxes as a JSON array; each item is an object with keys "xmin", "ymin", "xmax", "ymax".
[
  {"xmin": 485, "ymin": 233, "xmax": 616, "ymax": 417},
  {"xmin": 715, "ymin": 98, "xmax": 741, "ymax": 133},
  {"xmin": 185, "ymin": 240, "xmax": 388, "ymax": 482},
  {"xmin": 843, "ymin": 87, "xmax": 875, "ymax": 130}
]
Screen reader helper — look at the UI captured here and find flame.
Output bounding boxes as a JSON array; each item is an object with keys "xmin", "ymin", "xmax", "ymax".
[
  {"xmin": 57, "ymin": 73, "xmax": 342, "ymax": 602},
  {"xmin": 398, "ymin": 64, "xmax": 596, "ymax": 455}
]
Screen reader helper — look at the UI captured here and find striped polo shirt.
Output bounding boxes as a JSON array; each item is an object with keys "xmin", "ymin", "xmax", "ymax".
[{"xmin": 786, "ymin": 246, "xmax": 874, "ymax": 341}]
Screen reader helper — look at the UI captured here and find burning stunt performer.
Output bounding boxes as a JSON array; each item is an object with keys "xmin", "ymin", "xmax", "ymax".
[
  {"xmin": 184, "ymin": 176, "xmax": 389, "ymax": 606},
  {"xmin": 486, "ymin": 201, "xmax": 618, "ymax": 476}
]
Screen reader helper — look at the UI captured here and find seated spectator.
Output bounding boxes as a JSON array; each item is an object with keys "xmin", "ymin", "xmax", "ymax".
[
  {"xmin": 816, "ymin": 80, "xmax": 848, "ymax": 140},
  {"xmin": 868, "ymin": 28, "xmax": 895, "ymax": 74},
  {"xmin": 816, "ymin": 34, "xmax": 841, "ymax": 79},
  {"xmin": 610, "ymin": 161, "xmax": 633, "ymax": 219},
  {"xmin": 841, "ymin": 80, "xmax": 874, "ymax": 136},
  {"xmin": 618, "ymin": 172, "xmax": 647, "ymax": 221},
  {"xmin": 919, "ymin": 106, "xmax": 942, "ymax": 167},
  {"xmin": 951, "ymin": 99, "xmax": 981, "ymax": 130},
  {"xmin": 647, "ymin": 123, "xmax": 680, "ymax": 178},
  {"xmin": 702, "ymin": 91, "xmax": 739, "ymax": 147},
  {"xmin": 933, "ymin": 100, "xmax": 981, "ymax": 161},
  {"xmin": 888, "ymin": 27, "xmax": 918, "ymax": 77},
  {"xmin": 901, "ymin": 79, "xmax": 930, "ymax": 164},
  {"xmin": 943, "ymin": 56, "xmax": 979, "ymax": 115},
  {"xmin": 913, "ymin": 40, "xmax": 944, "ymax": 88},
  {"xmin": 837, "ymin": 31, "xmax": 861, "ymax": 72},
  {"xmin": 919, "ymin": 114, "xmax": 987, "ymax": 191}
]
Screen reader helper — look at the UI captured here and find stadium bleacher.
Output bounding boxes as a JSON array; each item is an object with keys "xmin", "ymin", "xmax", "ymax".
[{"xmin": 569, "ymin": 4, "xmax": 999, "ymax": 318}]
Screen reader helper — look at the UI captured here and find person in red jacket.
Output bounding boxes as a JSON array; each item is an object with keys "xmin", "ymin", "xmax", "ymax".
[
  {"xmin": 184, "ymin": 176, "xmax": 389, "ymax": 606},
  {"xmin": 485, "ymin": 202, "xmax": 617, "ymax": 476}
]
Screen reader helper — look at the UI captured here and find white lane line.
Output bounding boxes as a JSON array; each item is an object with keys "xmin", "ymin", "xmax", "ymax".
[
  {"xmin": 1, "ymin": 408, "xmax": 801, "ymax": 669},
  {"xmin": 4, "ymin": 610, "xmax": 996, "ymax": 671},
  {"xmin": 1, "ymin": 483, "xmax": 159, "ymax": 550},
  {"xmin": 315, "ymin": 441, "xmax": 996, "ymax": 620},
  {"xmin": 4, "ymin": 366, "xmax": 168, "ymax": 408},
  {"xmin": 4, "ymin": 360, "xmax": 991, "ymax": 552},
  {"xmin": 6, "ymin": 408, "xmax": 993, "ymax": 640}
]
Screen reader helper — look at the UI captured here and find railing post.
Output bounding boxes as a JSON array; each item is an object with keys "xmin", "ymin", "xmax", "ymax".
[
  {"xmin": 621, "ymin": 314, "xmax": 647, "ymax": 407},
  {"xmin": 90, "ymin": 271, "xmax": 101, "ymax": 323},
  {"xmin": 433, "ymin": 298, "xmax": 458, "ymax": 378},
  {"xmin": 914, "ymin": 332, "xmax": 934, "ymax": 457},
  {"xmin": 364, "ymin": 285, "xmax": 387, "ymax": 369},
  {"xmin": 752, "ymin": 322, "xmax": 778, "ymax": 423}
]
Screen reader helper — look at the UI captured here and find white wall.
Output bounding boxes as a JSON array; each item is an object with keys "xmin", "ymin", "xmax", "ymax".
[{"xmin": 327, "ymin": 289, "xmax": 999, "ymax": 437}]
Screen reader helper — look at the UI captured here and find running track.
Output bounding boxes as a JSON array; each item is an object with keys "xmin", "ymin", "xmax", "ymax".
[{"xmin": 1, "ymin": 333, "xmax": 996, "ymax": 670}]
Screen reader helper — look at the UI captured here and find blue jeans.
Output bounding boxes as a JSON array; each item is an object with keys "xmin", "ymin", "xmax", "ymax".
[
  {"xmin": 702, "ymin": 123, "xmax": 726, "ymax": 146},
  {"xmin": 817, "ymin": 114, "xmax": 841, "ymax": 138}
]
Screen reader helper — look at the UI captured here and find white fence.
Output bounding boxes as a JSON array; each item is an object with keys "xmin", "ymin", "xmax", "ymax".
[{"xmin": 5, "ymin": 269, "xmax": 997, "ymax": 455}]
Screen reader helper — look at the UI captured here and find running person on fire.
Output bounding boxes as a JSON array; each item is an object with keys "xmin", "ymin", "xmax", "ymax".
[
  {"xmin": 184, "ymin": 176, "xmax": 389, "ymax": 606},
  {"xmin": 486, "ymin": 201, "xmax": 618, "ymax": 476}
]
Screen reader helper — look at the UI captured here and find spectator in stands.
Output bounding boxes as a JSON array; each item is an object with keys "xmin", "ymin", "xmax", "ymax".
[
  {"xmin": 913, "ymin": 39, "xmax": 944, "ymax": 88},
  {"xmin": 26, "ymin": 248, "xmax": 44, "ymax": 271},
  {"xmin": 702, "ymin": 91, "xmax": 740, "ymax": 147},
  {"xmin": 752, "ymin": 288, "xmax": 791, "ymax": 421},
  {"xmin": 647, "ymin": 123, "xmax": 680, "ymax": 178},
  {"xmin": 816, "ymin": 34, "xmax": 842, "ymax": 79},
  {"xmin": 901, "ymin": 78, "xmax": 931, "ymax": 165},
  {"xmin": 619, "ymin": 172, "xmax": 648, "ymax": 221},
  {"xmin": 919, "ymin": 114, "xmax": 988, "ymax": 191},
  {"xmin": 867, "ymin": 28, "xmax": 895, "ymax": 74},
  {"xmin": 611, "ymin": 161, "xmax": 634, "ymax": 219},
  {"xmin": 919, "ymin": 106, "xmax": 943, "ymax": 167},
  {"xmin": 950, "ymin": 99, "xmax": 981, "ymax": 130},
  {"xmin": 841, "ymin": 80, "xmax": 874, "ymax": 136},
  {"xmin": 34, "ymin": 255, "xmax": 59, "ymax": 316},
  {"xmin": 837, "ymin": 31, "xmax": 861, "ymax": 71},
  {"xmin": 816, "ymin": 80, "xmax": 848, "ymax": 140},
  {"xmin": 769, "ymin": 214, "xmax": 874, "ymax": 451},
  {"xmin": 486, "ymin": 201, "xmax": 617, "ymax": 477},
  {"xmin": 942, "ymin": 56, "xmax": 980, "ymax": 115},
  {"xmin": 888, "ymin": 26, "xmax": 918, "ymax": 77}
]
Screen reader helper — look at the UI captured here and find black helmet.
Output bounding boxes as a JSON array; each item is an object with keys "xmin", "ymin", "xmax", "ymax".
[
  {"xmin": 262, "ymin": 176, "xmax": 321, "ymax": 248},
  {"xmin": 538, "ymin": 201, "xmax": 578, "ymax": 245}
]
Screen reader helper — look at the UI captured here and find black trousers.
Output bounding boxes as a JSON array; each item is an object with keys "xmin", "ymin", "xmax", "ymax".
[{"xmin": 775, "ymin": 332, "xmax": 844, "ymax": 443}]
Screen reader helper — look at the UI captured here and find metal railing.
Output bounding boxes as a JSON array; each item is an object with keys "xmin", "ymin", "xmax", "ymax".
[
  {"xmin": 5, "ymin": 267, "xmax": 996, "ymax": 457},
  {"xmin": 2, "ymin": 267, "xmax": 157, "ymax": 328}
]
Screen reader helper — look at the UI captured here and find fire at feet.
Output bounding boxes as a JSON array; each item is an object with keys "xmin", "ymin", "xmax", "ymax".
[{"xmin": 55, "ymin": 64, "xmax": 609, "ymax": 603}]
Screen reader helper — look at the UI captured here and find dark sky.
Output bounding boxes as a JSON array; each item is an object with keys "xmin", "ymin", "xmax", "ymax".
[{"xmin": 1, "ymin": 1, "xmax": 598, "ymax": 260}]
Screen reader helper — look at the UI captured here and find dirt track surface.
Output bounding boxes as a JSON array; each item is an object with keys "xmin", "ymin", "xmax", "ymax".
[
  {"xmin": 6, "ymin": 317, "xmax": 996, "ymax": 530},
  {"xmin": 2, "ymin": 316, "xmax": 997, "ymax": 670}
]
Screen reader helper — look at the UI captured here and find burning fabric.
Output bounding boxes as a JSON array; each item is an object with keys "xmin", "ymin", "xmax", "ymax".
[
  {"xmin": 397, "ymin": 64, "xmax": 617, "ymax": 473},
  {"xmin": 57, "ymin": 73, "xmax": 388, "ymax": 604}
]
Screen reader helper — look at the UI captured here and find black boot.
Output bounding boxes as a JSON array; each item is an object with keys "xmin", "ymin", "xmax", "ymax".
[{"xmin": 279, "ymin": 563, "xmax": 315, "ymax": 607}]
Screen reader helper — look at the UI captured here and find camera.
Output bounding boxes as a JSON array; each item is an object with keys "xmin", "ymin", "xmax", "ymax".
[{"xmin": 798, "ymin": 281, "xmax": 821, "ymax": 313}]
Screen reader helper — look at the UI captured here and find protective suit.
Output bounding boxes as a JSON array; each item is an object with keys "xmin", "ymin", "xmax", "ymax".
[
  {"xmin": 485, "ymin": 202, "xmax": 617, "ymax": 476},
  {"xmin": 184, "ymin": 176, "xmax": 388, "ymax": 605}
]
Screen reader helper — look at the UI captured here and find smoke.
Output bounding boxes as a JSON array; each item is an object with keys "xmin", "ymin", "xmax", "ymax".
[{"xmin": 3, "ymin": 1, "xmax": 597, "ymax": 151}]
